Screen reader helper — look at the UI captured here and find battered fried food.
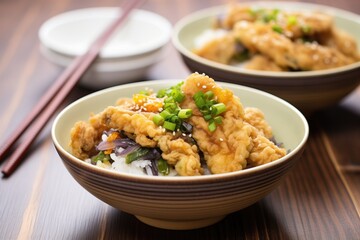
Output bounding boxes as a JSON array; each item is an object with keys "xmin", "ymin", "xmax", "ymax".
[
  {"xmin": 244, "ymin": 55, "xmax": 285, "ymax": 71},
  {"xmin": 194, "ymin": 4, "xmax": 359, "ymax": 71},
  {"xmin": 70, "ymin": 102, "xmax": 203, "ymax": 176},
  {"xmin": 193, "ymin": 34, "xmax": 236, "ymax": 64},
  {"xmin": 234, "ymin": 21, "xmax": 298, "ymax": 69},
  {"xmin": 70, "ymin": 73, "xmax": 286, "ymax": 176},
  {"xmin": 180, "ymin": 73, "xmax": 286, "ymax": 174},
  {"xmin": 217, "ymin": 4, "xmax": 333, "ymax": 39}
]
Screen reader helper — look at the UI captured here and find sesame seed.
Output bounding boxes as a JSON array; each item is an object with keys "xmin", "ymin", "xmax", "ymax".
[
  {"xmin": 219, "ymin": 138, "xmax": 224, "ymax": 142},
  {"xmin": 188, "ymin": 134, "xmax": 192, "ymax": 138},
  {"xmin": 202, "ymin": 85, "xmax": 207, "ymax": 89}
]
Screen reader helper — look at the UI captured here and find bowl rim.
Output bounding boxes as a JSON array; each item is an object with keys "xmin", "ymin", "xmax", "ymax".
[
  {"xmin": 39, "ymin": 7, "xmax": 172, "ymax": 59},
  {"xmin": 52, "ymin": 79, "xmax": 309, "ymax": 184},
  {"xmin": 40, "ymin": 44, "xmax": 166, "ymax": 71},
  {"xmin": 172, "ymin": 1, "xmax": 360, "ymax": 78}
]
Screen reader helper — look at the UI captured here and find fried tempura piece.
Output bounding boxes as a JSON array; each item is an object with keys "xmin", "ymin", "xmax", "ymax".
[
  {"xmin": 247, "ymin": 127, "xmax": 287, "ymax": 166},
  {"xmin": 70, "ymin": 104, "xmax": 203, "ymax": 176},
  {"xmin": 244, "ymin": 55, "xmax": 285, "ymax": 71},
  {"xmin": 244, "ymin": 107, "xmax": 273, "ymax": 139},
  {"xmin": 157, "ymin": 135, "xmax": 202, "ymax": 176},
  {"xmin": 316, "ymin": 27, "xmax": 360, "ymax": 61},
  {"xmin": 180, "ymin": 73, "xmax": 252, "ymax": 173},
  {"xmin": 293, "ymin": 41, "xmax": 354, "ymax": 70},
  {"xmin": 215, "ymin": 4, "xmax": 257, "ymax": 29},
  {"xmin": 70, "ymin": 121, "xmax": 100, "ymax": 160},
  {"xmin": 180, "ymin": 73, "xmax": 286, "ymax": 174},
  {"xmin": 234, "ymin": 21, "xmax": 355, "ymax": 70},
  {"xmin": 193, "ymin": 34, "xmax": 236, "ymax": 64},
  {"xmin": 234, "ymin": 21, "xmax": 298, "ymax": 69},
  {"xmin": 244, "ymin": 108, "xmax": 286, "ymax": 166},
  {"xmin": 216, "ymin": 4, "xmax": 332, "ymax": 37},
  {"xmin": 280, "ymin": 11, "xmax": 333, "ymax": 39}
]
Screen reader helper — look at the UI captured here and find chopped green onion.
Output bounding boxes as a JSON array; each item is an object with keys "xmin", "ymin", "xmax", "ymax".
[
  {"xmin": 164, "ymin": 102, "xmax": 177, "ymax": 112},
  {"xmin": 262, "ymin": 9, "xmax": 279, "ymax": 23},
  {"xmin": 248, "ymin": 7, "xmax": 258, "ymax": 16},
  {"xmin": 157, "ymin": 158, "xmax": 170, "ymax": 175},
  {"xmin": 193, "ymin": 90, "xmax": 227, "ymax": 132},
  {"xmin": 214, "ymin": 116, "xmax": 223, "ymax": 124},
  {"xmin": 164, "ymin": 96, "xmax": 174, "ymax": 103},
  {"xmin": 204, "ymin": 91, "xmax": 214, "ymax": 100},
  {"xmin": 301, "ymin": 25, "xmax": 312, "ymax": 34},
  {"xmin": 153, "ymin": 114, "xmax": 164, "ymax": 126},
  {"xmin": 163, "ymin": 121, "xmax": 176, "ymax": 131},
  {"xmin": 178, "ymin": 109, "xmax": 192, "ymax": 119},
  {"xmin": 160, "ymin": 109, "xmax": 172, "ymax": 119},
  {"xmin": 125, "ymin": 148, "xmax": 149, "ymax": 164},
  {"xmin": 157, "ymin": 81, "xmax": 184, "ymax": 103},
  {"xmin": 170, "ymin": 115, "xmax": 180, "ymax": 125},
  {"xmin": 272, "ymin": 25, "xmax": 283, "ymax": 34},
  {"xmin": 208, "ymin": 120, "xmax": 217, "ymax": 132},
  {"xmin": 156, "ymin": 89, "xmax": 166, "ymax": 98},
  {"xmin": 287, "ymin": 15, "xmax": 297, "ymax": 25},
  {"xmin": 173, "ymin": 91, "xmax": 185, "ymax": 103},
  {"xmin": 153, "ymin": 82, "xmax": 194, "ymax": 133},
  {"xmin": 204, "ymin": 114, "xmax": 212, "ymax": 121},
  {"xmin": 194, "ymin": 91, "xmax": 206, "ymax": 108},
  {"xmin": 91, "ymin": 151, "xmax": 110, "ymax": 164},
  {"xmin": 212, "ymin": 103, "xmax": 226, "ymax": 115}
]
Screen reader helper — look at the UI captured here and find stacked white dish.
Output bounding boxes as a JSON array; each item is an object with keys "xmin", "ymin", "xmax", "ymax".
[{"xmin": 39, "ymin": 7, "xmax": 172, "ymax": 89}]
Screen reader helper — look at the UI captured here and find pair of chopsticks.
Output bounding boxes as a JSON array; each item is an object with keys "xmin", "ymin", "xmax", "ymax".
[{"xmin": 0, "ymin": 0, "xmax": 145, "ymax": 177}]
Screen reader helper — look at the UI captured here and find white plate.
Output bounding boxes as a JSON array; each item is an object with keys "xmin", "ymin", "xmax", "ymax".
[{"xmin": 39, "ymin": 7, "xmax": 172, "ymax": 58}]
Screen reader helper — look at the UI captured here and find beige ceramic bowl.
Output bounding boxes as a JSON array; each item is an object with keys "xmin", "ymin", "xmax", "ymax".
[
  {"xmin": 52, "ymin": 80, "xmax": 309, "ymax": 230},
  {"xmin": 172, "ymin": 2, "xmax": 360, "ymax": 114}
]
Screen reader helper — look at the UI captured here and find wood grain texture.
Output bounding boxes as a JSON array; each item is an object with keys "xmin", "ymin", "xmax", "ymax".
[{"xmin": 0, "ymin": 0, "xmax": 359, "ymax": 239}]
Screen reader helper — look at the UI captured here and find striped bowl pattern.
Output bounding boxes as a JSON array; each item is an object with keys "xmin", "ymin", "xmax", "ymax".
[
  {"xmin": 52, "ymin": 80, "xmax": 309, "ymax": 230},
  {"xmin": 172, "ymin": 2, "xmax": 360, "ymax": 115}
]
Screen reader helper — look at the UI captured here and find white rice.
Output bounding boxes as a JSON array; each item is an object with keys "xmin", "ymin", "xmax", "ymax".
[
  {"xmin": 111, "ymin": 153, "xmax": 152, "ymax": 176},
  {"xmin": 87, "ymin": 152, "xmax": 178, "ymax": 176}
]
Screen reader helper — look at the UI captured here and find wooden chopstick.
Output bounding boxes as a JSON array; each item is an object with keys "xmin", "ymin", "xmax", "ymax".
[{"xmin": 1, "ymin": 0, "xmax": 145, "ymax": 177}]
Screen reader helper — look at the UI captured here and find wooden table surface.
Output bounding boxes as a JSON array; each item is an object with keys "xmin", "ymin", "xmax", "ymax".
[{"xmin": 1, "ymin": 0, "xmax": 359, "ymax": 239}]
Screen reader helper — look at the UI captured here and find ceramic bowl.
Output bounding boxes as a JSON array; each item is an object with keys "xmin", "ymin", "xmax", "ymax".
[
  {"xmin": 39, "ymin": 7, "xmax": 171, "ymax": 89},
  {"xmin": 172, "ymin": 2, "xmax": 360, "ymax": 114},
  {"xmin": 52, "ymin": 79, "xmax": 308, "ymax": 230}
]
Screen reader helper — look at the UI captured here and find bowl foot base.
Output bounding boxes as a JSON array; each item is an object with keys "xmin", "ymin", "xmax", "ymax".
[{"xmin": 135, "ymin": 215, "xmax": 225, "ymax": 230}]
